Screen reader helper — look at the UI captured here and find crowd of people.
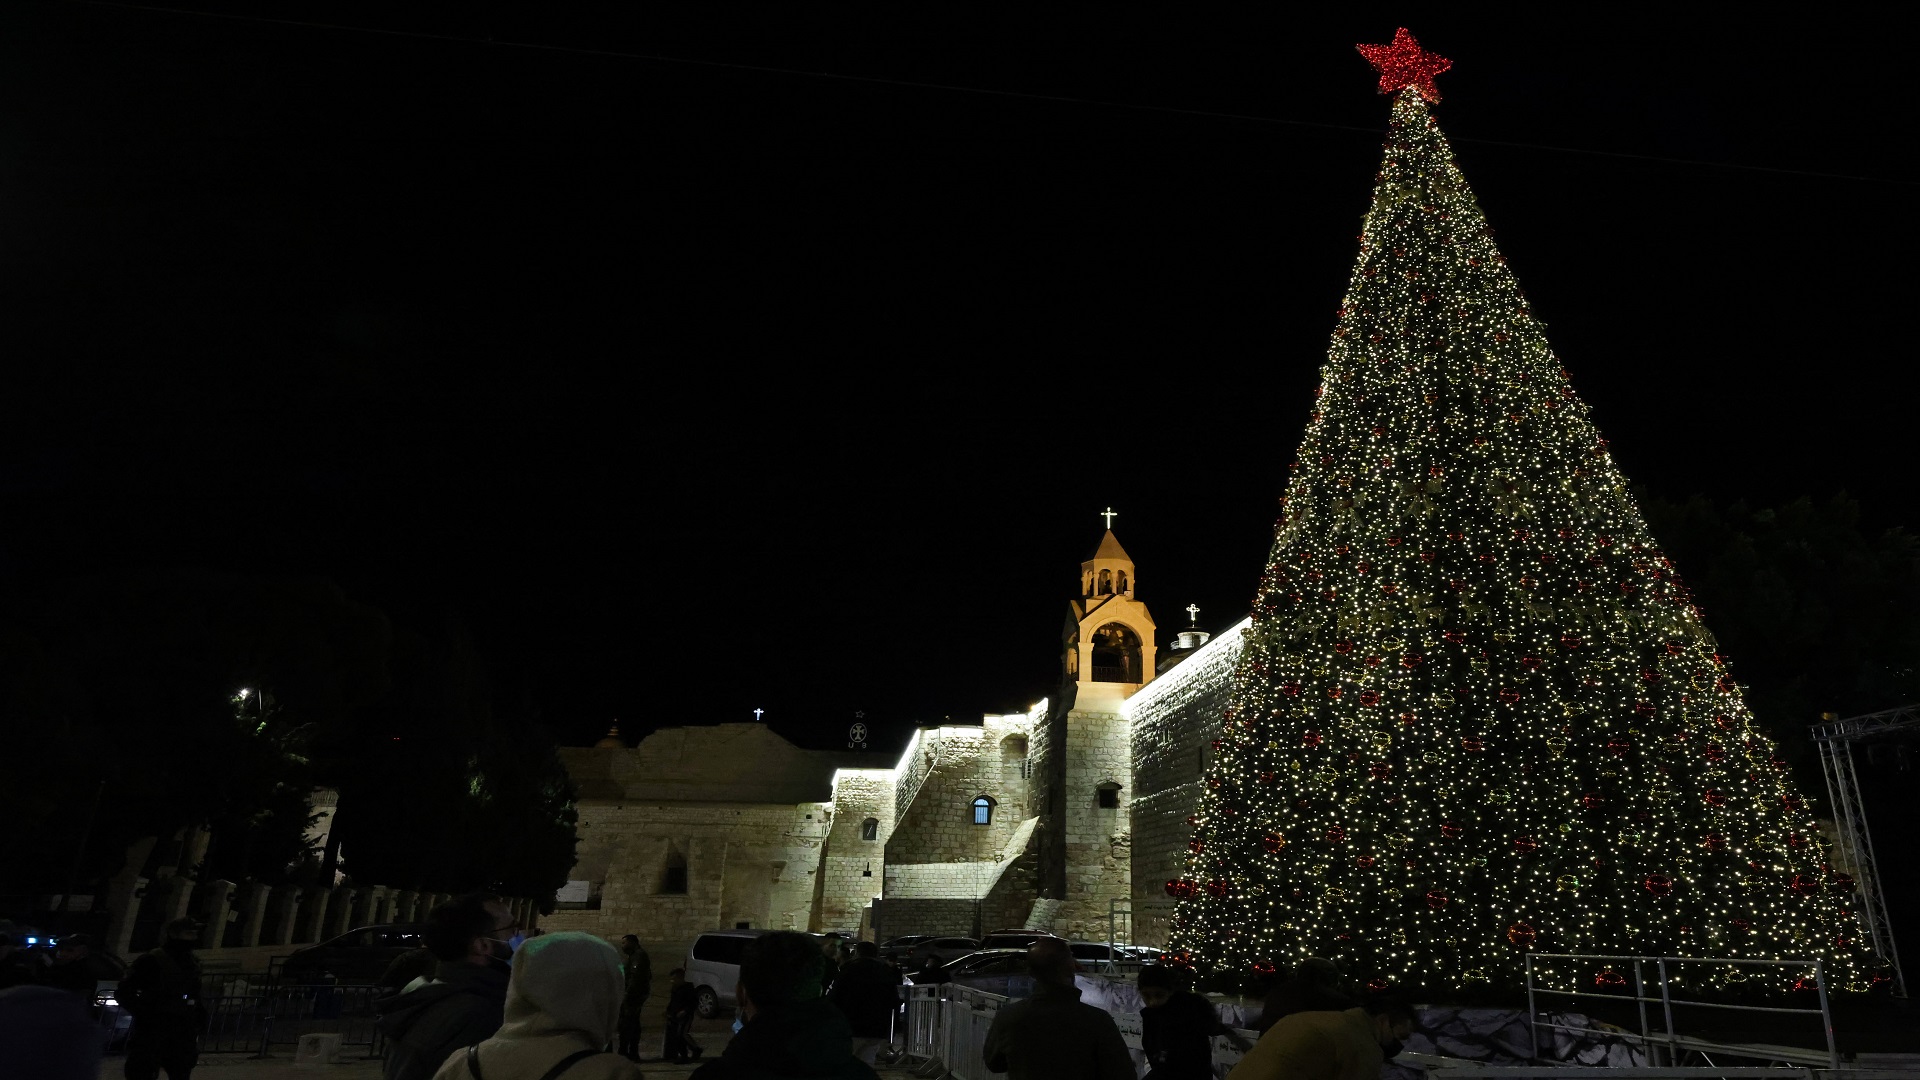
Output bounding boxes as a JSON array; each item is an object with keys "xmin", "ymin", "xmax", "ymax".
[{"xmin": 1, "ymin": 902, "xmax": 1417, "ymax": 1080}]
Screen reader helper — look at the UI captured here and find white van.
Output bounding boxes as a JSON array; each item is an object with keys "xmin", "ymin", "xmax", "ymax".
[{"xmin": 684, "ymin": 928, "xmax": 773, "ymax": 1018}]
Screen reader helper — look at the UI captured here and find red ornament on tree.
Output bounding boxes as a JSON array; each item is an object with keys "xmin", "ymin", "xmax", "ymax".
[
  {"xmin": 1506, "ymin": 922, "xmax": 1537, "ymax": 947},
  {"xmin": 1205, "ymin": 879, "xmax": 1231, "ymax": 899},
  {"xmin": 1440, "ymin": 820, "xmax": 1464, "ymax": 839},
  {"xmin": 1643, "ymin": 873, "xmax": 1676, "ymax": 897},
  {"xmin": 1302, "ymin": 730, "xmax": 1324, "ymax": 747},
  {"xmin": 1513, "ymin": 835, "xmax": 1539, "ymax": 854},
  {"xmin": 1425, "ymin": 890, "xmax": 1448, "ymax": 909},
  {"xmin": 1325, "ymin": 826, "xmax": 1348, "ymax": 844},
  {"xmin": 1703, "ymin": 789, "xmax": 1727, "ymax": 808},
  {"xmin": 1356, "ymin": 29, "xmax": 1452, "ymax": 103},
  {"xmin": 1263, "ymin": 833, "xmax": 1288, "ymax": 854}
]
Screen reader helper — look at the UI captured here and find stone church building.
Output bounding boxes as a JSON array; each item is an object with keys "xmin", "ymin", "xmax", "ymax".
[{"xmin": 544, "ymin": 529, "xmax": 1249, "ymax": 947}]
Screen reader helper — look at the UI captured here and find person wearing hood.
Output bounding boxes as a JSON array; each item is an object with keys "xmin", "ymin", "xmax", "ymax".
[
  {"xmin": 118, "ymin": 917, "xmax": 205, "ymax": 1080},
  {"xmin": 429, "ymin": 931, "xmax": 639, "ymax": 1080},
  {"xmin": 690, "ymin": 930, "xmax": 878, "ymax": 1080},
  {"xmin": 980, "ymin": 940, "xmax": 1132, "ymax": 1080},
  {"xmin": 379, "ymin": 894, "xmax": 517, "ymax": 1080}
]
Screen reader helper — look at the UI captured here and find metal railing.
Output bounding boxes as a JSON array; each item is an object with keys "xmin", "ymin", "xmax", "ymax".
[
  {"xmin": 98, "ymin": 980, "xmax": 388, "ymax": 1059},
  {"xmin": 1524, "ymin": 953, "xmax": 1837, "ymax": 1070}
]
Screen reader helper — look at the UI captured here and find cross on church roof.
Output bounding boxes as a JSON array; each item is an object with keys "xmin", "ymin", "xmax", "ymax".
[
  {"xmin": 1101, "ymin": 507, "xmax": 1117, "ymax": 529},
  {"xmin": 753, "ymin": 707, "xmax": 764, "ymax": 722},
  {"xmin": 1187, "ymin": 603, "xmax": 1200, "ymax": 626}
]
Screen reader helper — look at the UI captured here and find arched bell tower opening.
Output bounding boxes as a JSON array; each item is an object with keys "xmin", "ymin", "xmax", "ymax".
[{"xmin": 1090, "ymin": 623, "xmax": 1142, "ymax": 683}]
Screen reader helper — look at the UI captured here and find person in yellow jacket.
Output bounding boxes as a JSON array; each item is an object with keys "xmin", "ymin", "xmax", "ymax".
[
  {"xmin": 1226, "ymin": 993, "xmax": 1415, "ymax": 1080},
  {"xmin": 431, "ymin": 932, "xmax": 641, "ymax": 1080}
]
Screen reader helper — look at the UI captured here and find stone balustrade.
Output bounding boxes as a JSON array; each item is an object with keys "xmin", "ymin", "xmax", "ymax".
[{"xmin": 98, "ymin": 876, "xmax": 540, "ymax": 958}]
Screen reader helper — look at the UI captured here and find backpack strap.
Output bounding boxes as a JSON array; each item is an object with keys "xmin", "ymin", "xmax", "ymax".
[
  {"xmin": 538, "ymin": 1048, "xmax": 600, "ymax": 1080},
  {"xmin": 465, "ymin": 1044, "xmax": 485, "ymax": 1080}
]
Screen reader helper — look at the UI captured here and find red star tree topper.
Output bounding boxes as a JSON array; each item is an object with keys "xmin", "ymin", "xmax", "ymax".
[{"xmin": 1357, "ymin": 28, "xmax": 1451, "ymax": 102}]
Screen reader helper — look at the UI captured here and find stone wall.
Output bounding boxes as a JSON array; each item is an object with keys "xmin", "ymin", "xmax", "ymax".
[
  {"xmin": 1124, "ymin": 618, "xmax": 1247, "ymax": 945},
  {"xmin": 1051, "ymin": 688, "xmax": 1135, "ymax": 939},
  {"xmin": 813, "ymin": 769, "xmax": 894, "ymax": 933},
  {"xmin": 543, "ymin": 800, "xmax": 830, "ymax": 942},
  {"xmin": 884, "ymin": 714, "xmax": 1031, "ymax": 867}
]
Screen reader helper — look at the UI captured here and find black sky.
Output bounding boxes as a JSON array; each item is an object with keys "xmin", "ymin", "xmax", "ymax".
[{"xmin": 3, "ymin": 4, "xmax": 1914, "ymax": 753}]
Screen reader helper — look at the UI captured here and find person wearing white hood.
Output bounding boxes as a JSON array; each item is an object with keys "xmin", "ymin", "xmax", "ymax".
[{"xmin": 432, "ymin": 932, "xmax": 642, "ymax": 1080}]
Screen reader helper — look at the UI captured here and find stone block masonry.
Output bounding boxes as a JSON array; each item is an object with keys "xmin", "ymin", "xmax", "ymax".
[{"xmin": 1124, "ymin": 618, "xmax": 1248, "ymax": 946}]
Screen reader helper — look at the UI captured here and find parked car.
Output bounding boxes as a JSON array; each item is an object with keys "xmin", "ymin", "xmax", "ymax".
[
  {"xmin": 281, "ymin": 924, "xmax": 429, "ymax": 984},
  {"xmin": 938, "ymin": 949, "xmax": 1036, "ymax": 996},
  {"xmin": 906, "ymin": 936, "xmax": 979, "ymax": 970},
  {"xmin": 1067, "ymin": 941, "xmax": 1131, "ymax": 966},
  {"xmin": 877, "ymin": 935, "xmax": 935, "ymax": 962},
  {"xmin": 683, "ymin": 929, "xmax": 773, "ymax": 1019},
  {"xmin": 976, "ymin": 929, "xmax": 1062, "ymax": 952}
]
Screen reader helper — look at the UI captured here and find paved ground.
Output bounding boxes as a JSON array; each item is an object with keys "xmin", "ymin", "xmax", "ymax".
[
  {"xmin": 98, "ymin": 1056, "xmax": 925, "ymax": 1079},
  {"xmin": 99, "ymin": 1014, "xmax": 923, "ymax": 1079}
]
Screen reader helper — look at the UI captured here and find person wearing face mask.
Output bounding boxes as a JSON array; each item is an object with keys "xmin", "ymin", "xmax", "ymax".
[
  {"xmin": 378, "ymin": 894, "xmax": 517, "ymax": 1080},
  {"xmin": 1225, "ymin": 989, "xmax": 1415, "ymax": 1080}
]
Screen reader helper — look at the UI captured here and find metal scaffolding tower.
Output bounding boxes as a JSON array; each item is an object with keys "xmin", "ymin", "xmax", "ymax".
[{"xmin": 1809, "ymin": 704, "xmax": 1919, "ymax": 997}]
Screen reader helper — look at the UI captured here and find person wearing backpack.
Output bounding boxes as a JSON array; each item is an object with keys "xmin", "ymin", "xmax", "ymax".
[{"xmin": 431, "ymin": 932, "xmax": 640, "ymax": 1080}]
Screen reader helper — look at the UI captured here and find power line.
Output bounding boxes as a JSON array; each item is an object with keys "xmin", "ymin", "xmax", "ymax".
[{"xmin": 59, "ymin": 0, "xmax": 1917, "ymax": 188}]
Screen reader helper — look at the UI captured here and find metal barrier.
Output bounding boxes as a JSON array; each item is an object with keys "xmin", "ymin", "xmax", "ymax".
[
  {"xmin": 99, "ymin": 981, "xmax": 388, "ymax": 1059},
  {"xmin": 939, "ymin": 985, "xmax": 1005, "ymax": 1080},
  {"xmin": 262, "ymin": 983, "xmax": 387, "ymax": 1057},
  {"xmin": 899, "ymin": 983, "xmax": 945, "ymax": 1064},
  {"xmin": 1524, "ymin": 953, "xmax": 1837, "ymax": 1069}
]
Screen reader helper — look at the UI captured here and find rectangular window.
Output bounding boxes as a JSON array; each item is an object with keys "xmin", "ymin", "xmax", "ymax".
[
  {"xmin": 663, "ymin": 865, "xmax": 689, "ymax": 895},
  {"xmin": 861, "ymin": 818, "xmax": 879, "ymax": 841},
  {"xmin": 1097, "ymin": 786, "xmax": 1120, "ymax": 809}
]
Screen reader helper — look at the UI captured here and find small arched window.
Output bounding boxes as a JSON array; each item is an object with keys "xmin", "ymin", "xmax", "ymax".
[
  {"xmin": 972, "ymin": 796, "xmax": 996, "ymax": 826},
  {"xmin": 861, "ymin": 817, "xmax": 879, "ymax": 841},
  {"xmin": 1097, "ymin": 781, "xmax": 1121, "ymax": 809}
]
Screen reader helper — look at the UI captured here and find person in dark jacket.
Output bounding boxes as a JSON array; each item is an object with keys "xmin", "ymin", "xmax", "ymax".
[
  {"xmin": 118, "ymin": 917, "xmax": 204, "ymax": 1080},
  {"xmin": 980, "ymin": 940, "xmax": 1132, "ymax": 1080},
  {"xmin": 0, "ymin": 934, "xmax": 35, "ymax": 990},
  {"xmin": 42, "ymin": 933, "xmax": 100, "ymax": 1005},
  {"xmin": 827, "ymin": 941, "xmax": 901, "ymax": 1065},
  {"xmin": 0, "ymin": 985, "xmax": 102, "ymax": 1080},
  {"xmin": 617, "ymin": 933, "xmax": 651, "ymax": 1061},
  {"xmin": 1137, "ymin": 963, "xmax": 1250, "ymax": 1080},
  {"xmin": 376, "ymin": 893, "xmax": 516, "ymax": 1080},
  {"xmin": 662, "ymin": 968, "xmax": 703, "ymax": 1065},
  {"xmin": 690, "ymin": 930, "xmax": 877, "ymax": 1080}
]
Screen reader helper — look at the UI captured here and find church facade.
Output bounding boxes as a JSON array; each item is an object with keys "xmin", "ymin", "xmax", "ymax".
[{"xmin": 545, "ymin": 529, "xmax": 1245, "ymax": 948}]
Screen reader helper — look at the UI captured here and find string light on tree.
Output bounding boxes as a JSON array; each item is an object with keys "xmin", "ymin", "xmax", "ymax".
[{"xmin": 1165, "ymin": 31, "xmax": 1879, "ymax": 995}]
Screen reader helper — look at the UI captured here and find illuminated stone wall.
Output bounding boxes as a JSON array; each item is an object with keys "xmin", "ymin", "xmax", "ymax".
[
  {"xmin": 543, "ymin": 799, "xmax": 830, "ymax": 944},
  {"xmin": 814, "ymin": 769, "xmax": 894, "ymax": 933},
  {"xmin": 1050, "ymin": 686, "xmax": 1136, "ymax": 940},
  {"xmin": 1124, "ymin": 619, "xmax": 1248, "ymax": 946}
]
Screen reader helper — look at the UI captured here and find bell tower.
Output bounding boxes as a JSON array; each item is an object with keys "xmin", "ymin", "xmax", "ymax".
[
  {"xmin": 1029, "ymin": 509, "xmax": 1153, "ymax": 939},
  {"xmin": 1063, "ymin": 512, "xmax": 1157, "ymax": 710}
]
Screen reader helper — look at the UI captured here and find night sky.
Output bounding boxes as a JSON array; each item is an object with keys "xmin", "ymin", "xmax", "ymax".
[{"xmin": 3, "ymin": 5, "xmax": 1913, "ymax": 754}]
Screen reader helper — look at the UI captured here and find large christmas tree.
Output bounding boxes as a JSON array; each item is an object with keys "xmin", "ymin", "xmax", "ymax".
[{"xmin": 1167, "ymin": 31, "xmax": 1877, "ymax": 994}]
